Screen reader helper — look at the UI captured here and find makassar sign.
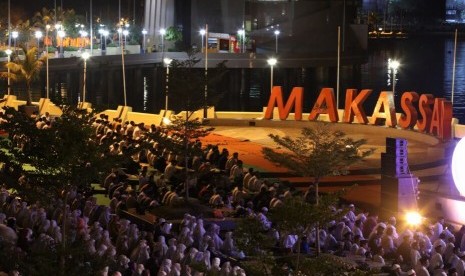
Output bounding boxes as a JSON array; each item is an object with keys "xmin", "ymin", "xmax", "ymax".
[{"xmin": 264, "ymin": 87, "xmax": 453, "ymax": 141}]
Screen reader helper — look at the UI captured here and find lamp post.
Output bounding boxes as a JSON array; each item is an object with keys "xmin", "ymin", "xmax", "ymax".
[
  {"xmin": 55, "ymin": 23, "xmax": 62, "ymax": 48},
  {"xmin": 102, "ymin": 30, "xmax": 109, "ymax": 54},
  {"xmin": 267, "ymin": 58, "xmax": 277, "ymax": 93},
  {"xmin": 142, "ymin": 29, "xmax": 148, "ymax": 53},
  {"xmin": 35, "ymin": 30, "xmax": 43, "ymax": 51},
  {"xmin": 5, "ymin": 49, "xmax": 12, "ymax": 95},
  {"xmin": 122, "ymin": 29, "xmax": 129, "ymax": 47},
  {"xmin": 121, "ymin": 32, "xmax": 127, "ymax": 106},
  {"xmin": 117, "ymin": 27, "xmax": 123, "ymax": 48},
  {"xmin": 81, "ymin": 52, "xmax": 90, "ymax": 103},
  {"xmin": 80, "ymin": 30, "xmax": 88, "ymax": 51},
  {"xmin": 274, "ymin": 30, "xmax": 280, "ymax": 54},
  {"xmin": 160, "ymin": 28, "xmax": 166, "ymax": 54},
  {"xmin": 163, "ymin": 57, "xmax": 172, "ymax": 113},
  {"xmin": 388, "ymin": 59, "xmax": 400, "ymax": 96},
  {"xmin": 237, "ymin": 29, "xmax": 245, "ymax": 53},
  {"xmin": 46, "ymin": 25, "xmax": 50, "ymax": 98},
  {"xmin": 200, "ymin": 28, "xmax": 206, "ymax": 53},
  {"xmin": 12, "ymin": 31, "xmax": 18, "ymax": 55},
  {"xmin": 57, "ymin": 29, "xmax": 65, "ymax": 58}
]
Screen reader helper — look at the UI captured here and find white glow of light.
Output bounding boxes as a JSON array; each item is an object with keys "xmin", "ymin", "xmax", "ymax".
[
  {"xmin": 405, "ymin": 211, "xmax": 422, "ymax": 226},
  {"xmin": 453, "ymin": 138, "xmax": 465, "ymax": 196}
]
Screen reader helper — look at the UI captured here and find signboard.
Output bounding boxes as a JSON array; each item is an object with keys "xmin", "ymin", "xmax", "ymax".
[{"xmin": 264, "ymin": 86, "xmax": 453, "ymax": 140}]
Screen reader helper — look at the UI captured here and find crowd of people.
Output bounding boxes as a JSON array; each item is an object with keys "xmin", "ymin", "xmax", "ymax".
[{"xmin": 0, "ymin": 113, "xmax": 464, "ymax": 276}]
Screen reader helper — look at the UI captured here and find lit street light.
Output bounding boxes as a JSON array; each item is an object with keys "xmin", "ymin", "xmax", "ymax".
[
  {"xmin": 267, "ymin": 58, "xmax": 277, "ymax": 93},
  {"xmin": 274, "ymin": 29, "xmax": 280, "ymax": 54},
  {"xmin": 5, "ymin": 49, "xmax": 12, "ymax": 95},
  {"xmin": 12, "ymin": 31, "xmax": 18, "ymax": 55},
  {"xmin": 237, "ymin": 29, "xmax": 245, "ymax": 53},
  {"xmin": 81, "ymin": 52, "xmax": 90, "ymax": 103},
  {"xmin": 163, "ymin": 57, "xmax": 172, "ymax": 113},
  {"xmin": 122, "ymin": 29, "xmax": 129, "ymax": 46},
  {"xmin": 142, "ymin": 29, "xmax": 148, "ymax": 53},
  {"xmin": 117, "ymin": 27, "xmax": 123, "ymax": 48},
  {"xmin": 388, "ymin": 59, "xmax": 400, "ymax": 96},
  {"xmin": 35, "ymin": 30, "xmax": 43, "ymax": 51},
  {"xmin": 200, "ymin": 28, "xmax": 206, "ymax": 53},
  {"xmin": 57, "ymin": 29, "xmax": 66, "ymax": 58},
  {"xmin": 160, "ymin": 28, "xmax": 166, "ymax": 54},
  {"xmin": 102, "ymin": 29, "xmax": 109, "ymax": 54}
]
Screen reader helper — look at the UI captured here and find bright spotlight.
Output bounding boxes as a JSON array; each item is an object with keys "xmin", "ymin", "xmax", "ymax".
[
  {"xmin": 162, "ymin": 117, "xmax": 171, "ymax": 125},
  {"xmin": 453, "ymin": 138, "xmax": 465, "ymax": 196},
  {"xmin": 405, "ymin": 211, "xmax": 422, "ymax": 226}
]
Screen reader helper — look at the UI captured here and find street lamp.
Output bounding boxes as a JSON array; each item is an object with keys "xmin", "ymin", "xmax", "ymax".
[
  {"xmin": 117, "ymin": 27, "xmax": 123, "ymax": 48},
  {"xmin": 57, "ymin": 29, "xmax": 66, "ymax": 58},
  {"xmin": 388, "ymin": 59, "xmax": 400, "ymax": 96},
  {"xmin": 12, "ymin": 31, "xmax": 18, "ymax": 55},
  {"xmin": 274, "ymin": 29, "xmax": 280, "ymax": 54},
  {"xmin": 5, "ymin": 49, "xmax": 12, "ymax": 95},
  {"xmin": 160, "ymin": 28, "xmax": 166, "ymax": 53},
  {"xmin": 237, "ymin": 29, "xmax": 245, "ymax": 53},
  {"xmin": 163, "ymin": 57, "xmax": 172, "ymax": 113},
  {"xmin": 122, "ymin": 29, "xmax": 129, "ymax": 46},
  {"xmin": 267, "ymin": 58, "xmax": 277, "ymax": 92},
  {"xmin": 46, "ymin": 25, "xmax": 50, "ymax": 98},
  {"xmin": 35, "ymin": 30, "xmax": 43, "ymax": 51},
  {"xmin": 55, "ymin": 23, "xmax": 62, "ymax": 48},
  {"xmin": 102, "ymin": 30, "xmax": 109, "ymax": 54},
  {"xmin": 81, "ymin": 52, "xmax": 90, "ymax": 103},
  {"xmin": 199, "ymin": 28, "xmax": 206, "ymax": 53},
  {"xmin": 142, "ymin": 29, "xmax": 148, "ymax": 53}
]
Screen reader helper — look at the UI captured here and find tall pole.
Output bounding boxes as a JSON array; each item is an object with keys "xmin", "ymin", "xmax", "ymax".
[
  {"xmin": 392, "ymin": 68, "xmax": 396, "ymax": 96},
  {"xmin": 163, "ymin": 58, "xmax": 172, "ymax": 113},
  {"xmin": 204, "ymin": 24, "xmax": 208, "ymax": 119},
  {"xmin": 46, "ymin": 25, "xmax": 50, "ymax": 98},
  {"xmin": 82, "ymin": 56, "xmax": 88, "ymax": 102},
  {"xmin": 267, "ymin": 58, "xmax": 277, "ymax": 93},
  {"xmin": 452, "ymin": 29, "xmax": 458, "ymax": 106},
  {"xmin": 337, "ymin": 26, "xmax": 341, "ymax": 109},
  {"xmin": 8, "ymin": 0, "xmax": 11, "ymax": 48},
  {"xmin": 5, "ymin": 49, "xmax": 12, "ymax": 96},
  {"xmin": 274, "ymin": 30, "xmax": 280, "ymax": 54},
  {"xmin": 90, "ymin": 0, "xmax": 93, "ymax": 55},
  {"xmin": 121, "ymin": 36, "xmax": 127, "ymax": 106}
]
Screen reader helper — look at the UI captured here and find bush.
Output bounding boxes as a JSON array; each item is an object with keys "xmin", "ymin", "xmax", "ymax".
[{"xmin": 64, "ymin": 46, "xmax": 79, "ymax": 51}]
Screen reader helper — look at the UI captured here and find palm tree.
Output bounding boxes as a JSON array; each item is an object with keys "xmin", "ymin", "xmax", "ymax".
[{"xmin": 1, "ymin": 47, "xmax": 46, "ymax": 105}]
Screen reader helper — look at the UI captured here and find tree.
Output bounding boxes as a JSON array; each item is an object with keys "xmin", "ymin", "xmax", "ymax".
[
  {"xmin": 1, "ymin": 47, "xmax": 46, "ymax": 105},
  {"xmin": 262, "ymin": 123, "xmax": 374, "ymax": 254},
  {"xmin": 163, "ymin": 49, "xmax": 227, "ymax": 198}
]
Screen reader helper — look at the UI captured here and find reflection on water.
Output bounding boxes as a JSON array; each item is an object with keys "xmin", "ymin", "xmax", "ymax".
[{"xmin": 361, "ymin": 36, "xmax": 465, "ymax": 123}]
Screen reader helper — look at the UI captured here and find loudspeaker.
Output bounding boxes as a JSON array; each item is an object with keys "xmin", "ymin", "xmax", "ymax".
[
  {"xmin": 386, "ymin": 137, "xmax": 407, "ymax": 149},
  {"xmin": 380, "ymin": 175, "xmax": 418, "ymax": 215},
  {"xmin": 381, "ymin": 153, "xmax": 409, "ymax": 176}
]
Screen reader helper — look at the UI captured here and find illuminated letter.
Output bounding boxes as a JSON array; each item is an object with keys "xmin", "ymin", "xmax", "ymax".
[
  {"xmin": 440, "ymin": 100, "xmax": 453, "ymax": 141},
  {"xmin": 370, "ymin": 91, "xmax": 396, "ymax": 127},
  {"xmin": 343, "ymin": 89, "xmax": 372, "ymax": 124},
  {"xmin": 264, "ymin": 86, "xmax": 303, "ymax": 120},
  {"xmin": 398, "ymin": 92, "xmax": 419, "ymax": 129},
  {"xmin": 309, "ymin": 88, "xmax": 339, "ymax": 122},
  {"xmin": 416, "ymin": 94, "xmax": 434, "ymax": 133},
  {"xmin": 429, "ymin": 98, "xmax": 444, "ymax": 137}
]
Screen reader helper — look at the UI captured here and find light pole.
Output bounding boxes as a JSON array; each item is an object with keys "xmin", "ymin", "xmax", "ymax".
[
  {"xmin": 117, "ymin": 27, "xmax": 123, "ymax": 48},
  {"xmin": 57, "ymin": 29, "xmax": 65, "ymax": 58},
  {"xmin": 267, "ymin": 58, "xmax": 277, "ymax": 93},
  {"xmin": 123, "ymin": 29, "xmax": 129, "ymax": 47},
  {"xmin": 200, "ymin": 28, "xmax": 206, "ymax": 53},
  {"xmin": 5, "ymin": 49, "xmax": 12, "ymax": 95},
  {"xmin": 35, "ymin": 30, "xmax": 43, "ymax": 51},
  {"xmin": 80, "ymin": 30, "xmax": 88, "ymax": 51},
  {"xmin": 274, "ymin": 29, "xmax": 280, "ymax": 54},
  {"xmin": 142, "ymin": 29, "xmax": 148, "ymax": 53},
  {"xmin": 160, "ymin": 28, "xmax": 166, "ymax": 54},
  {"xmin": 81, "ymin": 52, "xmax": 90, "ymax": 103},
  {"xmin": 46, "ymin": 25, "xmax": 50, "ymax": 98},
  {"xmin": 163, "ymin": 57, "xmax": 172, "ymax": 113},
  {"xmin": 102, "ymin": 30, "xmax": 109, "ymax": 54},
  {"xmin": 121, "ymin": 32, "xmax": 127, "ymax": 106},
  {"xmin": 237, "ymin": 29, "xmax": 245, "ymax": 53},
  {"xmin": 388, "ymin": 59, "xmax": 400, "ymax": 96},
  {"xmin": 12, "ymin": 31, "xmax": 18, "ymax": 55}
]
